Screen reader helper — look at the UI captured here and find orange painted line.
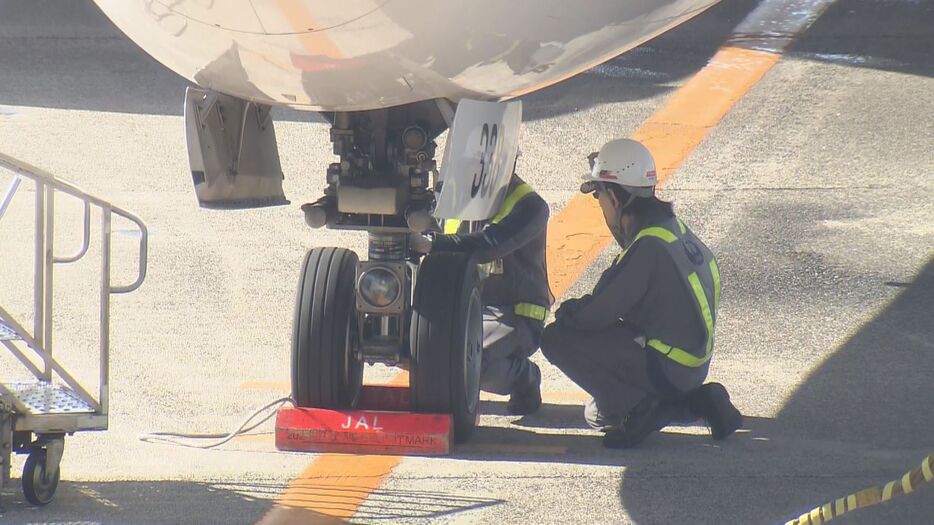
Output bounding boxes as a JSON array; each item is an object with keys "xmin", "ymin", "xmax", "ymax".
[
  {"xmin": 261, "ymin": 43, "xmax": 784, "ymax": 525},
  {"xmin": 258, "ymin": 372, "xmax": 408, "ymax": 524},
  {"xmin": 256, "ymin": 454, "xmax": 400, "ymax": 524},
  {"xmin": 546, "ymin": 46, "xmax": 780, "ymax": 298}
]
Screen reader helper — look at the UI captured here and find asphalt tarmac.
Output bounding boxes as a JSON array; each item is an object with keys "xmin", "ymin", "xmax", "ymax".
[{"xmin": 0, "ymin": 0, "xmax": 932, "ymax": 523}]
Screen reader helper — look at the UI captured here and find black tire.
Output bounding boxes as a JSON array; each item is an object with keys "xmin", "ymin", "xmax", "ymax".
[
  {"xmin": 22, "ymin": 448, "xmax": 59, "ymax": 506},
  {"xmin": 410, "ymin": 252, "xmax": 483, "ymax": 442},
  {"xmin": 291, "ymin": 247, "xmax": 363, "ymax": 408}
]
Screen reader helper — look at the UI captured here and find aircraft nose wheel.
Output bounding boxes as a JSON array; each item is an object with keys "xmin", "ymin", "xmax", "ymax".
[
  {"xmin": 291, "ymin": 247, "xmax": 364, "ymax": 408},
  {"xmin": 22, "ymin": 445, "xmax": 61, "ymax": 506},
  {"xmin": 410, "ymin": 252, "xmax": 483, "ymax": 442}
]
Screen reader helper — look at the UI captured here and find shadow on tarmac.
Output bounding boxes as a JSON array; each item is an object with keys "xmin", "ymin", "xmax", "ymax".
[
  {"xmin": 0, "ymin": 479, "xmax": 273, "ymax": 524},
  {"xmin": 618, "ymin": 258, "xmax": 934, "ymax": 524},
  {"xmin": 0, "ymin": 478, "xmax": 505, "ymax": 523},
  {"xmin": 480, "ymin": 400, "xmax": 592, "ymax": 429},
  {"xmin": 785, "ymin": 0, "xmax": 934, "ymax": 79}
]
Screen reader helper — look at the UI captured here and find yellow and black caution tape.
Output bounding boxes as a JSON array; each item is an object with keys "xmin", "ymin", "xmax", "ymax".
[{"xmin": 785, "ymin": 453, "xmax": 934, "ymax": 524}]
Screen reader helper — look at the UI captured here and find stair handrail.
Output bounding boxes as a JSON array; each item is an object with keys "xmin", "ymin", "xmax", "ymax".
[{"xmin": 0, "ymin": 151, "xmax": 149, "ymax": 418}]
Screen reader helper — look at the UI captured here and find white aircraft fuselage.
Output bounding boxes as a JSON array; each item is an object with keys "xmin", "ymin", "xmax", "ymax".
[{"xmin": 93, "ymin": 0, "xmax": 717, "ymax": 111}]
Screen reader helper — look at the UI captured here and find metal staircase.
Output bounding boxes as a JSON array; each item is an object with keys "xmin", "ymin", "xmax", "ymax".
[{"xmin": 0, "ymin": 152, "xmax": 148, "ymax": 508}]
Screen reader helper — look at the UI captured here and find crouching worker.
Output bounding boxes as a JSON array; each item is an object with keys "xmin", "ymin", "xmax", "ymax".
[
  {"xmin": 541, "ymin": 138, "xmax": 742, "ymax": 448},
  {"xmin": 412, "ymin": 170, "xmax": 552, "ymax": 415}
]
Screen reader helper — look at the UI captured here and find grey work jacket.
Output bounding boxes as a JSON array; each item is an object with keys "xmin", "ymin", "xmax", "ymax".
[
  {"xmin": 433, "ymin": 178, "xmax": 553, "ymax": 314},
  {"xmin": 555, "ymin": 215, "xmax": 720, "ymax": 392}
]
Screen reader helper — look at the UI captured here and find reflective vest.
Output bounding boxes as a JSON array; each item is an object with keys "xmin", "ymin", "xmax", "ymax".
[
  {"xmin": 442, "ymin": 182, "xmax": 548, "ymax": 321},
  {"xmin": 617, "ymin": 217, "xmax": 721, "ymax": 368},
  {"xmin": 442, "ymin": 182, "xmax": 535, "ymax": 234}
]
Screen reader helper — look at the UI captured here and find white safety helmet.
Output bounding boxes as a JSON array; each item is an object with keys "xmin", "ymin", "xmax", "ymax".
[{"xmin": 580, "ymin": 139, "xmax": 657, "ymax": 198}]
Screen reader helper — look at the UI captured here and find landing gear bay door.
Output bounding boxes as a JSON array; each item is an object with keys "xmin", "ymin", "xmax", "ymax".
[
  {"xmin": 435, "ymin": 99, "xmax": 522, "ymax": 221},
  {"xmin": 184, "ymin": 87, "xmax": 288, "ymax": 209}
]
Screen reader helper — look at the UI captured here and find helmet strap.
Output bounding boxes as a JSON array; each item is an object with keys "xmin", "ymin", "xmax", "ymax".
[{"xmin": 619, "ymin": 193, "xmax": 637, "ymax": 211}]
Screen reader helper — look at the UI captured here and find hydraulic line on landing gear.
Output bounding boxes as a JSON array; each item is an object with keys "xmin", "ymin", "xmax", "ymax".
[{"xmin": 784, "ymin": 452, "xmax": 934, "ymax": 525}]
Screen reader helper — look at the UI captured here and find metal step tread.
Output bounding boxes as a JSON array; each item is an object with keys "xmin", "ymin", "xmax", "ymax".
[
  {"xmin": 3, "ymin": 381, "xmax": 96, "ymax": 415},
  {"xmin": 0, "ymin": 319, "xmax": 22, "ymax": 341}
]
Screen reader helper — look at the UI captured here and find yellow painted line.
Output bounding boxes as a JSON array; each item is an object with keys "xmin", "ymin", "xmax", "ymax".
[
  {"xmin": 546, "ymin": 46, "xmax": 780, "ymax": 298},
  {"xmin": 263, "ymin": 39, "xmax": 786, "ymax": 525}
]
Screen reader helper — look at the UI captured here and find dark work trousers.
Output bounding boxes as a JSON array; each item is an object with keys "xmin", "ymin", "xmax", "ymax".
[
  {"xmin": 480, "ymin": 306, "xmax": 543, "ymax": 395},
  {"xmin": 541, "ymin": 321, "xmax": 664, "ymax": 429}
]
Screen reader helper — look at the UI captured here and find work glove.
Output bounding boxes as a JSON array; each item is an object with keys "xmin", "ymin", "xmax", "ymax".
[{"xmin": 409, "ymin": 232, "xmax": 433, "ymax": 254}]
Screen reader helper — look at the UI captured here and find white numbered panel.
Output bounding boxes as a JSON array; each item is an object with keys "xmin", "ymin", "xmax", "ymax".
[{"xmin": 434, "ymin": 99, "xmax": 522, "ymax": 221}]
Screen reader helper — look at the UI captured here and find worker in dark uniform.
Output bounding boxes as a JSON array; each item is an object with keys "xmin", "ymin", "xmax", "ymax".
[
  {"xmin": 413, "ymin": 167, "xmax": 552, "ymax": 415},
  {"xmin": 541, "ymin": 138, "xmax": 742, "ymax": 448}
]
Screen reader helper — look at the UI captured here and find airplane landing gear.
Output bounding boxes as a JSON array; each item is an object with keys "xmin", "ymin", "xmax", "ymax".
[
  {"xmin": 410, "ymin": 252, "xmax": 483, "ymax": 442},
  {"xmin": 291, "ymin": 247, "xmax": 363, "ymax": 408},
  {"xmin": 289, "ymin": 99, "xmax": 518, "ymax": 444}
]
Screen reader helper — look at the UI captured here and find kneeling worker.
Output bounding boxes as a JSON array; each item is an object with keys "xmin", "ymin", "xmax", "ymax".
[
  {"xmin": 541, "ymin": 138, "xmax": 742, "ymax": 448},
  {"xmin": 413, "ymin": 167, "xmax": 552, "ymax": 415}
]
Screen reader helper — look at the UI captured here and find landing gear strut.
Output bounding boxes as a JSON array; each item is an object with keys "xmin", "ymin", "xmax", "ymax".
[{"xmin": 290, "ymin": 101, "xmax": 483, "ymax": 439}]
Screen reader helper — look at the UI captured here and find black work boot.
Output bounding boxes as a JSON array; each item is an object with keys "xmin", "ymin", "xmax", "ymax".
[
  {"xmin": 603, "ymin": 396, "xmax": 675, "ymax": 449},
  {"xmin": 686, "ymin": 383, "xmax": 742, "ymax": 440},
  {"xmin": 507, "ymin": 363, "xmax": 542, "ymax": 415}
]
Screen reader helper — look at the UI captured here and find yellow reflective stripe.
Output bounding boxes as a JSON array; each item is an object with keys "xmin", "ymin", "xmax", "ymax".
[
  {"xmin": 646, "ymin": 339, "xmax": 710, "ymax": 368},
  {"xmin": 647, "ymin": 339, "xmax": 672, "ymax": 355},
  {"xmin": 688, "ymin": 270, "xmax": 715, "ymax": 358},
  {"xmin": 515, "ymin": 303, "xmax": 548, "ymax": 321},
  {"xmin": 881, "ymin": 480, "xmax": 896, "ymax": 501},
  {"xmin": 442, "ymin": 183, "xmax": 534, "ymax": 234},
  {"xmin": 922, "ymin": 455, "xmax": 934, "ymax": 482},
  {"xmin": 443, "ymin": 219, "xmax": 461, "ymax": 234},
  {"xmin": 491, "ymin": 183, "xmax": 534, "ymax": 224},
  {"xmin": 809, "ymin": 508, "xmax": 822, "ymax": 524},
  {"xmin": 646, "ymin": 271, "xmax": 715, "ymax": 368},
  {"xmin": 901, "ymin": 472, "xmax": 913, "ymax": 494},
  {"xmin": 821, "ymin": 504, "xmax": 833, "ymax": 521},
  {"xmin": 633, "ymin": 226, "xmax": 677, "ymax": 244},
  {"xmin": 709, "ymin": 258, "xmax": 721, "ymax": 309},
  {"xmin": 615, "ymin": 224, "xmax": 678, "ymax": 265},
  {"xmin": 846, "ymin": 495, "xmax": 857, "ymax": 510},
  {"xmin": 834, "ymin": 498, "xmax": 846, "ymax": 516},
  {"xmin": 676, "ymin": 218, "xmax": 687, "ymax": 235}
]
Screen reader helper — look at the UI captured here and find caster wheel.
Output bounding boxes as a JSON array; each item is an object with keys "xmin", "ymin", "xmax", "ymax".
[{"xmin": 22, "ymin": 448, "xmax": 59, "ymax": 506}]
